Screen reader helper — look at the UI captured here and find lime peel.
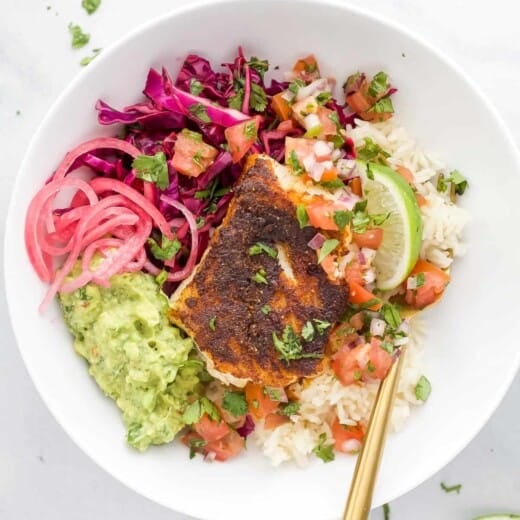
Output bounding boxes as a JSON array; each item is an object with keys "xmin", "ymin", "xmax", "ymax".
[{"xmin": 360, "ymin": 162, "xmax": 422, "ymax": 290}]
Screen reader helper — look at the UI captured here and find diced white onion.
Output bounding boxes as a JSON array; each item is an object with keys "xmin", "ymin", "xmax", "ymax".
[
  {"xmin": 336, "ymin": 159, "xmax": 358, "ymax": 179},
  {"xmin": 302, "ymin": 154, "xmax": 316, "ymax": 173},
  {"xmin": 394, "ymin": 336, "xmax": 409, "ymax": 346},
  {"xmin": 309, "ymin": 162, "xmax": 325, "ymax": 181},
  {"xmin": 313, "ymin": 140, "xmax": 332, "ymax": 159},
  {"xmin": 370, "ymin": 318, "xmax": 386, "ymax": 337},
  {"xmin": 341, "ymin": 439, "xmax": 362, "ymax": 454},
  {"xmin": 363, "ymin": 268, "xmax": 376, "ymax": 285},
  {"xmin": 406, "ymin": 276, "xmax": 417, "ymax": 290},
  {"xmin": 205, "ymin": 451, "xmax": 217, "ymax": 462},
  {"xmin": 320, "ymin": 160, "xmax": 333, "ymax": 170},
  {"xmin": 295, "ymin": 78, "xmax": 332, "ymax": 101},
  {"xmin": 303, "ymin": 113, "xmax": 321, "ymax": 131},
  {"xmin": 338, "ymin": 252, "xmax": 356, "ymax": 274},
  {"xmin": 361, "ymin": 248, "xmax": 377, "ymax": 265},
  {"xmin": 331, "ymin": 149, "xmax": 344, "ymax": 161}
]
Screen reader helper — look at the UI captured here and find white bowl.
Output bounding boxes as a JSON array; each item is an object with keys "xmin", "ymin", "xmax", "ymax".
[{"xmin": 5, "ymin": 0, "xmax": 520, "ymax": 518}]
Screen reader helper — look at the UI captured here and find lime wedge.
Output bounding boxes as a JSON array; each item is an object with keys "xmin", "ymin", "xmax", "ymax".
[
  {"xmin": 360, "ymin": 162, "xmax": 422, "ymax": 290},
  {"xmin": 473, "ymin": 516, "xmax": 520, "ymax": 520}
]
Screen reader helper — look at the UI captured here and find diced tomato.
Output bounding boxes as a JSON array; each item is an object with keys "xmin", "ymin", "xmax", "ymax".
[
  {"xmin": 316, "ymin": 107, "xmax": 338, "ymax": 138},
  {"xmin": 352, "ymin": 228, "xmax": 384, "ymax": 249},
  {"xmin": 271, "ymin": 92, "xmax": 292, "ymax": 121},
  {"xmin": 278, "ymin": 119, "xmax": 298, "ymax": 133},
  {"xmin": 405, "ymin": 259, "xmax": 450, "ymax": 309},
  {"xmin": 366, "ymin": 337, "xmax": 393, "ymax": 380},
  {"xmin": 264, "ymin": 413, "xmax": 290, "ymax": 430},
  {"xmin": 346, "ymin": 79, "xmax": 392, "ymax": 123},
  {"xmin": 347, "ymin": 280, "xmax": 382, "ymax": 310},
  {"xmin": 350, "ymin": 177, "xmax": 362, "ymax": 197},
  {"xmin": 171, "ymin": 129, "xmax": 218, "ymax": 177},
  {"xmin": 245, "ymin": 383, "xmax": 279, "ymax": 420},
  {"xmin": 331, "ymin": 417, "xmax": 365, "ymax": 454},
  {"xmin": 285, "ymin": 136, "xmax": 316, "ymax": 167},
  {"xmin": 292, "ymin": 54, "xmax": 321, "ymax": 82},
  {"xmin": 321, "ymin": 167, "xmax": 339, "ymax": 182},
  {"xmin": 193, "ymin": 413, "xmax": 231, "ymax": 443},
  {"xmin": 291, "ymin": 97, "xmax": 319, "ymax": 128},
  {"xmin": 344, "ymin": 261, "xmax": 365, "ymax": 286},
  {"xmin": 332, "ymin": 338, "xmax": 393, "ymax": 387},
  {"xmin": 415, "ymin": 193, "xmax": 428, "ymax": 207},
  {"xmin": 349, "ymin": 312, "xmax": 366, "ymax": 331},
  {"xmin": 346, "ymin": 91, "xmax": 372, "ymax": 114},
  {"xmin": 306, "ymin": 201, "xmax": 346, "ymax": 231},
  {"xmin": 320, "ymin": 254, "xmax": 337, "ymax": 279},
  {"xmin": 395, "ymin": 165, "xmax": 414, "ymax": 184},
  {"xmin": 224, "ymin": 117, "xmax": 260, "ymax": 163},
  {"xmin": 328, "ymin": 322, "xmax": 360, "ymax": 352},
  {"xmin": 205, "ymin": 430, "xmax": 245, "ymax": 462}
]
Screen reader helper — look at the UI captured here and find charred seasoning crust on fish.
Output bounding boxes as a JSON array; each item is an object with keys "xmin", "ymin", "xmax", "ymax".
[{"xmin": 169, "ymin": 156, "xmax": 349, "ymax": 386}]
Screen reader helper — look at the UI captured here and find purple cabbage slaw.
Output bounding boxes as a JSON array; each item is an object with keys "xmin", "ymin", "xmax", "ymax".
[{"xmin": 84, "ymin": 47, "xmax": 357, "ymax": 293}]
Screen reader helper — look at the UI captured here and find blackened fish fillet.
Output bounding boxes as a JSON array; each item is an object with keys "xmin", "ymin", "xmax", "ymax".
[{"xmin": 169, "ymin": 155, "xmax": 349, "ymax": 386}]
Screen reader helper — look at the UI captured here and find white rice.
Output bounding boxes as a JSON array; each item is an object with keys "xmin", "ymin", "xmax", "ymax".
[{"xmin": 252, "ymin": 118, "xmax": 470, "ymax": 466}]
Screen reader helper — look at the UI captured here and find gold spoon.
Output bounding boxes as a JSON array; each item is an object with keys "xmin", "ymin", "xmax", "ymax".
[
  {"xmin": 343, "ymin": 301, "xmax": 438, "ymax": 519},
  {"xmin": 342, "ymin": 345, "xmax": 407, "ymax": 519}
]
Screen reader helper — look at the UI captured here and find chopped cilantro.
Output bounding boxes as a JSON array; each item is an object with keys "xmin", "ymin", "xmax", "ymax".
[
  {"xmin": 448, "ymin": 170, "xmax": 468, "ymax": 195},
  {"xmin": 249, "ymin": 242, "xmax": 277, "ymax": 258},
  {"xmin": 261, "ymin": 304, "xmax": 271, "ymax": 315},
  {"xmin": 316, "ymin": 92, "xmax": 332, "ymax": 105},
  {"xmin": 248, "ymin": 57, "xmax": 269, "ymax": 79},
  {"xmin": 287, "ymin": 150, "xmax": 305, "ymax": 175},
  {"xmin": 79, "ymin": 48, "xmax": 101, "ymax": 66},
  {"xmin": 440, "ymin": 482, "xmax": 462, "ymax": 494},
  {"xmin": 367, "ymin": 360, "xmax": 376, "ymax": 373},
  {"xmin": 68, "ymin": 23, "xmax": 90, "ymax": 49},
  {"xmin": 437, "ymin": 173, "xmax": 448, "ymax": 192},
  {"xmin": 280, "ymin": 401, "xmax": 301, "ymax": 416},
  {"xmin": 182, "ymin": 400, "xmax": 202, "ymax": 425},
  {"xmin": 264, "ymin": 387, "xmax": 283, "ymax": 401},
  {"xmin": 243, "ymin": 121, "xmax": 258, "ymax": 139},
  {"xmin": 192, "ymin": 150, "xmax": 205, "ymax": 168},
  {"xmin": 272, "ymin": 325, "xmax": 321, "ymax": 362},
  {"xmin": 132, "ymin": 152, "xmax": 169, "ymax": 190},
  {"xmin": 288, "ymin": 79, "xmax": 305, "ymax": 95},
  {"xmin": 252, "ymin": 269, "xmax": 268, "ymax": 285},
  {"xmin": 415, "ymin": 375, "xmax": 432, "ymax": 401},
  {"xmin": 319, "ymin": 178, "xmax": 345, "ymax": 190},
  {"xmin": 188, "ymin": 103, "xmax": 211, "ymax": 123},
  {"xmin": 415, "ymin": 272, "xmax": 425, "ymax": 287},
  {"xmin": 189, "ymin": 79, "xmax": 204, "ymax": 95},
  {"xmin": 381, "ymin": 302, "xmax": 401, "ymax": 329},
  {"xmin": 208, "ymin": 316, "xmax": 217, "ymax": 331},
  {"xmin": 296, "ymin": 204, "xmax": 309, "ymax": 228},
  {"xmin": 82, "ymin": 0, "xmax": 101, "ymax": 15},
  {"xmin": 314, "ymin": 319, "xmax": 331, "ymax": 334},
  {"xmin": 328, "ymin": 111, "xmax": 341, "ymax": 130},
  {"xmin": 334, "ymin": 210, "xmax": 351, "ymax": 231},
  {"xmin": 251, "ymin": 399, "xmax": 259, "ymax": 409},
  {"xmin": 353, "ymin": 370, "xmax": 362, "ymax": 381},
  {"xmin": 352, "ymin": 207, "xmax": 371, "ymax": 234},
  {"xmin": 250, "ymin": 83, "xmax": 268, "ymax": 112},
  {"xmin": 356, "ymin": 138, "xmax": 390, "ymax": 164},
  {"xmin": 367, "ymin": 71, "xmax": 389, "ymax": 98},
  {"xmin": 147, "ymin": 235, "xmax": 181, "ymax": 261},
  {"xmin": 383, "ymin": 503, "xmax": 391, "ymax": 520},
  {"xmin": 369, "ymin": 97, "xmax": 394, "ymax": 114},
  {"xmin": 380, "ymin": 340, "xmax": 394, "ymax": 354},
  {"xmin": 222, "ymin": 391, "xmax": 248, "ymax": 417},
  {"xmin": 318, "ymin": 239, "xmax": 339, "ymax": 264},
  {"xmin": 301, "ymin": 321, "xmax": 315, "ymax": 342},
  {"xmin": 188, "ymin": 438, "xmax": 206, "ymax": 459},
  {"xmin": 313, "ymin": 433, "xmax": 335, "ymax": 463},
  {"xmin": 155, "ymin": 270, "xmax": 168, "ymax": 287},
  {"xmin": 196, "ymin": 216, "xmax": 205, "ymax": 229}
]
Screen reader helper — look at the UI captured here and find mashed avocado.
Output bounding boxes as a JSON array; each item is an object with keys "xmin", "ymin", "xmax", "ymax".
[{"xmin": 59, "ymin": 272, "xmax": 202, "ymax": 451}]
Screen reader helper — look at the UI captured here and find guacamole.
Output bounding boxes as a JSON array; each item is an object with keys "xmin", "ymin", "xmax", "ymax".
[{"xmin": 59, "ymin": 272, "xmax": 202, "ymax": 451}]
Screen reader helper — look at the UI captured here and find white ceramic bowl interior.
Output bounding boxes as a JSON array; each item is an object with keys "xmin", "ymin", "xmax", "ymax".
[{"xmin": 6, "ymin": 1, "xmax": 520, "ymax": 519}]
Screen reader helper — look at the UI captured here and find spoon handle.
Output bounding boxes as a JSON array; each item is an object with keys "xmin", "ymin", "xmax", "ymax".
[{"xmin": 342, "ymin": 347, "xmax": 407, "ymax": 520}]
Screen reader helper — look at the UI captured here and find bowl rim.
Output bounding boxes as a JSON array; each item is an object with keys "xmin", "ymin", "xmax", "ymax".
[{"xmin": 5, "ymin": 0, "xmax": 520, "ymax": 517}]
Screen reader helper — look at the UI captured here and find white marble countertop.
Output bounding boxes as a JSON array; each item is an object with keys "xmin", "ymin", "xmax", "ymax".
[{"xmin": 1, "ymin": 0, "xmax": 519, "ymax": 518}]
